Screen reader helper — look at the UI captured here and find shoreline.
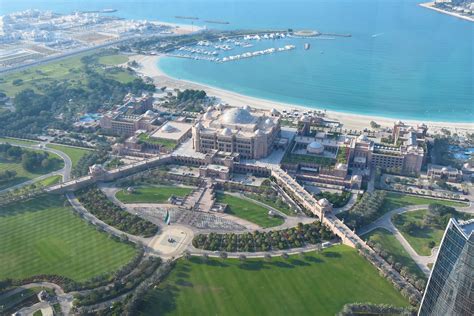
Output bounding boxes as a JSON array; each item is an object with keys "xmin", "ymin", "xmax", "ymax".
[
  {"xmin": 419, "ymin": 2, "xmax": 474, "ymax": 23},
  {"xmin": 131, "ymin": 54, "xmax": 473, "ymax": 133}
]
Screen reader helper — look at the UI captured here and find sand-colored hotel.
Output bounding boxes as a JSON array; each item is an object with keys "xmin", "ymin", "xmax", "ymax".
[{"xmin": 192, "ymin": 105, "xmax": 282, "ymax": 159}]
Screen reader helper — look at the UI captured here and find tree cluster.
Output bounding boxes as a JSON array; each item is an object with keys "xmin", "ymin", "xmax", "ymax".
[
  {"xmin": 0, "ymin": 58, "xmax": 154, "ymax": 137},
  {"xmin": 339, "ymin": 191, "xmax": 387, "ymax": 229},
  {"xmin": 77, "ymin": 187, "xmax": 158, "ymax": 237},
  {"xmin": 423, "ymin": 203, "xmax": 464, "ymax": 229},
  {"xmin": 75, "ymin": 257, "xmax": 162, "ymax": 307},
  {"xmin": 366, "ymin": 238, "xmax": 426, "ymax": 292},
  {"xmin": 72, "ymin": 147, "xmax": 110, "ymax": 178},
  {"xmin": 316, "ymin": 190, "xmax": 351, "ymax": 208},
  {"xmin": 0, "ymin": 170, "xmax": 16, "ymax": 183},
  {"xmin": 192, "ymin": 222, "xmax": 334, "ymax": 252},
  {"xmin": 0, "ymin": 143, "xmax": 62, "ymax": 172},
  {"xmin": 357, "ymin": 246, "xmax": 421, "ymax": 305},
  {"xmin": 338, "ymin": 303, "xmax": 416, "ymax": 316},
  {"xmin": 177, "ymin": 89, "xmax": 206, "ymax": 102}
]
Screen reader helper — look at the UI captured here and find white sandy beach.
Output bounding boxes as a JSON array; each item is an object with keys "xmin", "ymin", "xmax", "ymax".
[
  {"xmin": 419, "ymin": 2, "xmax": 474, "ymax": 23},
  {"xmin": 130, "ymin": 54, "xmax": 473, "ymax": 133}
]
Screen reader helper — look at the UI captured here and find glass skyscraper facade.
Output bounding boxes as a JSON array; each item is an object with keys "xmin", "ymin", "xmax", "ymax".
[{"xmin": 418, "ymin": 218, "xmax": 473, "ymax": 316}]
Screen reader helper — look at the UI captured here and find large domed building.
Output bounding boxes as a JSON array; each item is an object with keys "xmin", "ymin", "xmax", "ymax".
[{"xmin": 192, "ymin": 105, "xmax": 281, "ymax": 159}]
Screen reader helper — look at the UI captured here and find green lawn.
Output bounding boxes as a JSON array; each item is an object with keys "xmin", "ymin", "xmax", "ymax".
[
  {"xmin": 0, "ymin": 53, "xmax": 135, "ymax": 97},
  {"xmin": 137, "ymin": 245, "xmax": 409, "ymax": 316},
  {"xmin": 392, "ymin": 209, "xmax": 472, "ymax": 256},
  {"xmin": 0, "ymin": 150, "xmax": 64, "ymax": 190},
  {"xmin": 33, "ymin": 175, "xmax": 62, "ymax": 187},
  {"xmin": 98, "ymin": 55, "xmax": 129, "ymax": 66},
  {"xmin": 363, "ymin": 228, "xmax": 426, "ymax": 279},
  {"xmin": 217, "ymin": 193, "xmax": 284, "ymax": 228},
  {"xmin": 138, "ymin": 134, "xmax": 177, "ymax": 150},
  {"xmin": 0, "ymin": 137, "xmax": 39, "ymax": 146},
  {"xmin": 380, "ymin": 192, "xmax": 467, "ymax": 214},
  {"xmin": 245, "ymin": 193, "xmax": 296, "ymax": 216},
  {"xmin": 46, "ymin": 144, "xmax": 91, "ymax": 168},
  {"xmin": 0, "ymin": 195, "xmax": 137, "ymax": 282},
  {"xmin": 116, "ymin": 186, "xmax": 194, "ymax": 204}
]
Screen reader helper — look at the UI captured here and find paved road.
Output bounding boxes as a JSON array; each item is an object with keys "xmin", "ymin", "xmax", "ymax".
[
  {"xmin": 188, "ymin": 241, "xmax": 333, "ymax": 259},
  {"xmin": 333, "ymin": 193, "xmax": 358, "ymax": 215},
  {"xmin": 0, "ymin": 140, "xmax": 73, "ymax": 194},
  {"xmin": 66, "ymin": 192, "xmax": 151, "ymax": 246},
  {"xmin": 358, "ymin": 205, "xmax": 437, "ymax": 276},
  {"xmin": 0, "ymin": 282, "xmax": 74, "ymax": 316}
]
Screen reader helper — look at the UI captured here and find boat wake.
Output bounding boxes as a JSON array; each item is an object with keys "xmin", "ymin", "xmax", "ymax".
[{"xmin": 371, "ymin": 33, "xmax": 384, "ymax": 38}]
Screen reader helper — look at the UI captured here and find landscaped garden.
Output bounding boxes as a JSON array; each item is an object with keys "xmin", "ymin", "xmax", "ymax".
[
  {"xmin": 363, "ymin": 228, "xmax": 426, "ymax": 280},
  {"xmin": 392, "ymin": 204, "xmax": 472, "ymax": 256},
  {"xmin": 245, "ymin": 193, "xmax": 296, "ymax": 216},
  {"xmin": 46, "ymin": 144, "xmax": 91, "ymax": 168},
  {"xmin": 380, "ymin": 192, "xmax": 466, "ymax": 214},
  {"xmin": 193, "ymin": 221, "xmax": 333, "ymax": 252},
  {"xmin": 0, "ymin": 144, "xmax": 64, "ymax": 190},
  {"xmin": 0, "ymin": 137, "xmax": 39, "ymax": 146},
  {"xmin": 137, "ymin": 133, "xmax": 177, "ymax": 151},
  {"xmin": 217, "ymin": 193, "xmax": 284, "ymax": 228},
  {"xmin": 0, "ymin": 52, "xmax": 134, "ymax": 97},
  {"xmin": 77, "ymin": 187, "xmax": 158, "ymax": 237},
  {"xmin": 315, "ymin": 190, "xmax": 352, "ymax": 208},
  {"xmin": 116, "ymin": 185, "xmax": 193, "ymax": 204},
  {"xmin": 136, "ymin": 245, "xmax": 409, "ymax": 316},
  {"xmin": 0, "ymin": 195, "xmax": 137, "ymax": 283},
  {"xmin": 33, "ymin": 175, "xmax": 62, "ymax": 187},
  {"xmin": 339, "ymin": 191, "xmax": 467, "ymax": 230}
]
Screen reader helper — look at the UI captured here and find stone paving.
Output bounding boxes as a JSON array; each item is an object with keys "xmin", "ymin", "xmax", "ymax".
[{"xmin": 130, "ymin": 206, "xmax": 246, "ymax": 231}]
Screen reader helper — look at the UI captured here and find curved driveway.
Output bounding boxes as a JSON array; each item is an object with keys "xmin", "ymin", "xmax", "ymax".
[
  {"xmin": 0, "ymin": 140, "xmax": 73, "ymax": 194},
  {"xmin": 358, "ymin": 205, "xmax": 433, "ymax": 276}
]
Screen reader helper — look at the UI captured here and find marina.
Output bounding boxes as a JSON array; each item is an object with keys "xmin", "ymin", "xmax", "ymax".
[{"xmin": 168, "ymin": 45, "xmax": 296, "ymax": 63}]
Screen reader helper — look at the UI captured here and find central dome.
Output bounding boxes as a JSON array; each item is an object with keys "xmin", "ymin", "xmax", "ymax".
[
  {"xmin": 307, "ymin": 141, "xmax": 324, "ymax": 154},
  {"xmin": 220, "ymin": 108, "xmax": 255, "ymax": 125}
]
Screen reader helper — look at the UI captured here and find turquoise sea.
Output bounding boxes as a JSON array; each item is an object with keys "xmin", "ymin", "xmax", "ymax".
[{"xmin": 1, "ymin": 0, "xmax": 473, "ymax": 122}]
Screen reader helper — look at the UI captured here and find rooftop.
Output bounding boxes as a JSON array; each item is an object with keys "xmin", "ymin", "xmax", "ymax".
[{"xmin": 150, "ymin": 121, "xmax": 193, "ymax": 141}]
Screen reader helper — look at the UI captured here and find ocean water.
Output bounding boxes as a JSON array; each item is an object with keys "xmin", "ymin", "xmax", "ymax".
[{"xmin": 1, "ymin": 0, "xmax": 473, "ymax": 122}]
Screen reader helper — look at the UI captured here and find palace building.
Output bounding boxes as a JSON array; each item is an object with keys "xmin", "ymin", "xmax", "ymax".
[{"xmin": 192, "ymin": 105, "xmax": 281, "ymax": 159}]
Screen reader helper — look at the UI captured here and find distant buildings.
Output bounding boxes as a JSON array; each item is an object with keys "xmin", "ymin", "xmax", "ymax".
[
  {"xmin": 295, "ymin": 118, "xmax": 426, "ymax": 176},
  {"xmin": 192, "ymin": 105, "xmax": 282, "ymax": 159},
  {"xmin": 418, "ymin": 218, "xmax": 473, "ymax": 316},
  {"xmin": 100, "ymin": 94, "xmax": 156, "ymax": 136},
  {"xmin": 427, "ymin": 164, "xmax": 463, "ymax": 183}
]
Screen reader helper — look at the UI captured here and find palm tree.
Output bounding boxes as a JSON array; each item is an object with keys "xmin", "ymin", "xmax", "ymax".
[
  {"xmin": 183, "ymin": 250, "xmax": 191, "ymax": 260},
  {"xmin": 264, "ymin": 253, "xmax": 272, "ymax": 262},
  {"xmin": 281, "ymin": 252, "xmax": 289, "ymax": 260},
  {"xmin": 219, "ymin": 251, "xmax": 228, "ymax": 260},
  {"xmin": 239, "ymin": 254, "xmax": 246, "ymax": 263}
]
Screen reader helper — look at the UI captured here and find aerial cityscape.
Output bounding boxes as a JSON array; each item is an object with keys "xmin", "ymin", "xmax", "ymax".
[{"xmin": 0, "ymin": 0, "xmax": 472, "ymax": 315}]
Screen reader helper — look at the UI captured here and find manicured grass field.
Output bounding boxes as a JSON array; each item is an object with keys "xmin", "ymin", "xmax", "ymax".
[
  {"xmin": 98, "ymin": 55, "xmax": 129, "ymax": 65},
  {"xmin": 364, "ymin": 228, "xmax": 425, "ymax": 279},
  {"xmin": 0, "ymin": 137, "xmax": 39, "ymax": 146},
  {"xmin": 116, "ymin": 186, "xmax": 194, "ymax": 204},
  {"xmin": 137, "ymin": 245, "xmax": 409, "ymax": 316},
  {"xmin": 0, "ymin": 195, "xmax": 137, "ymax": 282},
  {"xmin": 46, "ymin": 144, "xmax": 91, "ymax": 168},
  {"xmin": 138, "ymin": 134, "xmax": 177, "ymax": 150},
  {"xmin": 217, "ymin": 193, "xmax": 285, "ymax": 228},
  {"xmin": 380, "ymin": 192, "xmax": 466, "ymax": 214},
  {"xmin": 392, "ymin": 209, "xmax": 472, "ymax": 256},
  {"xmin": 34, "ymin": 175, "xmax": 62, "ymax": 187},
  {"xmin": 0, "ymin": 53, "xmax": 134, "ymax": 96},
  {"xmin": 246, "ymin": 193, "xmax": 296, "ymax": 216},
  {"xmin": 0, "ymin": 151, "xmax": 64, "ymax": 190}
]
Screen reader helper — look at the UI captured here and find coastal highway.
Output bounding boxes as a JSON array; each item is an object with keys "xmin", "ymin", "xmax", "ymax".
[{"xmin": 0, "ymin": 35, "xmax": 150, "ymax": 76}]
